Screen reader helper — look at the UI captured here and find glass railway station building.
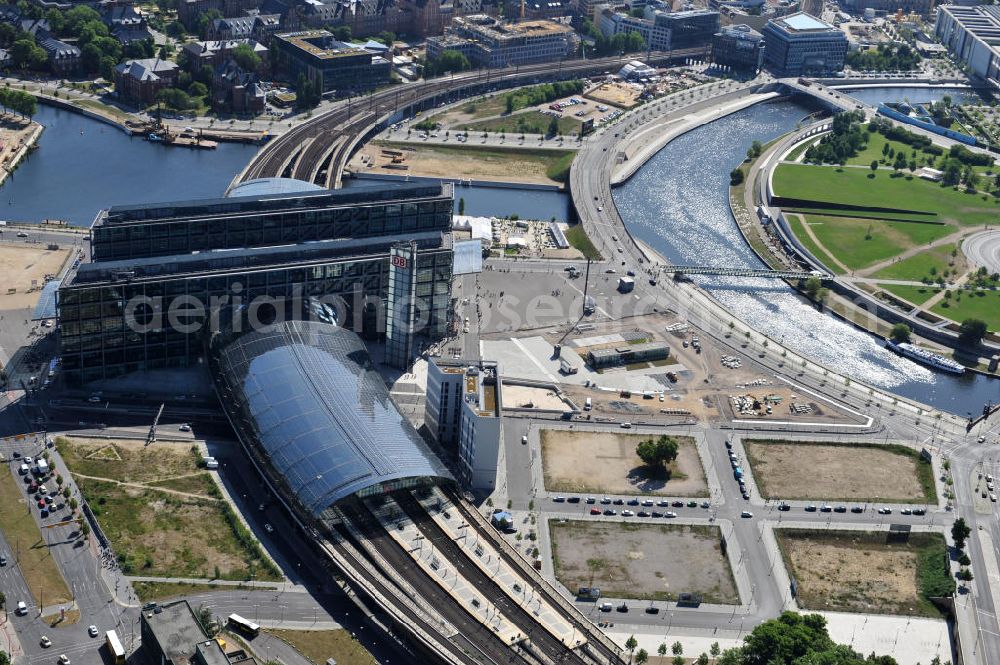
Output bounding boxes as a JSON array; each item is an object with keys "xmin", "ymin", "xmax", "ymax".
[{"xmin": 57, "ymin": 180, "xmax": 455, "ymax": 384}]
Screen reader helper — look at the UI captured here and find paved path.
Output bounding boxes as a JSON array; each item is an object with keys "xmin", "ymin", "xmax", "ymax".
[
  {"xmin": 67, "ymin": 471, "xmax": 223, "ymax": 502},
  {"xmin": 854, "ymin": 225, "xmax": 972, "ymax": 279},
  {"xmin": 792, "ymin": 213, "xmax": 851, "ymax": 274},
  {"xmin": 962, "ymin": 230, "xmax": 1000, "ymax": 275}
]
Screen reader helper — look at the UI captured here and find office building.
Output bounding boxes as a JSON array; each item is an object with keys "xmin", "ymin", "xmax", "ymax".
[
  {"xmin": 425, "ymin": 358, "xmax": 502, "ymax": 490},
  {"xmin": 762, "ymin": 12, "xmax": 846, "ymax": 76},
  {"xmin": 842, "ymin": 0, "xmax": 933, "ymax": 15},
  {"xmin": 712, "ymin": 23, "xmax": 764, "ymax": 73},
  {"xmin": 426, "ymin": 15, "xmax": 578, "ymax": 68},
  {"xmin": 57, "ymin": 181, "xmax": 454, "ymax": 384},
  {"xmin": 272, "ymin": 30, "xmax": 390, "ymax": 96},
  {"xmin": 598, "ymin": 7, "xmax": 719, "ymax": 53},
  {"xmin": 935, "ymin": 5, "xmax": 1000, "ymax": 84},
  {"xmin": 141, "ymin": 600, "xmax": 222, "ymax": 665}
]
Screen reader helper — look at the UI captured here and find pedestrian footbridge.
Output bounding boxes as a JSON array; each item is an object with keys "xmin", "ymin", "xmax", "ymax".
[{"xmin": 662, "ymin": 265, "xmax": 829, "ymax": 280}]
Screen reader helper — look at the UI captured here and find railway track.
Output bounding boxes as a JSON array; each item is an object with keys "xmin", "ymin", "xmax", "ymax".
[
  {"xmin": 337, "ymin": 500, "xmax": 535, "ymax": 665},
  {"xmin": 234, "ymin": 49, "xmax": 709, "ymax": 190},
  {"xmin": 392, "ymin": 491, "xmax": 595, "ymax": 665}
]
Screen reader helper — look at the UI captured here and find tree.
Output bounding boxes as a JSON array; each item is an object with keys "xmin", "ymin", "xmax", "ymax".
[
  {"xmin": 697, "ymin": 654, "xmax": 710, "ymax": 665},
  {"xmin": 458, "ymin": 197, "xmax": 465, "ymax": 215},
  {"xmin": 870, "ymin": 159, "xmax": 879, "ymax": 174},
  {"xmin": 952, "ymin": 517, "xmax": 971, "ymax": 549},
  {"xmin": 658, "ymin": 643, "xmax": 668, "ymax": 657},
  {"xmin": 625, "ymin": 635, "xmax": 638, "ymax": 661},
  {"xmin": 333, "ymin": 25, "xmax": 352, "ymax": 41},
  {"xmin": 294, "ymin": 74, "xmax": 320, "ymax": 110},
  {"xmin": 231, "ymin": 43, "xmax": 262, "ymax": 73},
  {"xmin": 710, "ymin": 642, "xmax": 721, "ymax": 661},
  {"xmin": 958, "ymin": 568, "xmax": 974, "ymax": 582},
  {"xmin": 672, "ymin": 657, "xmax": 684, "ymax": 665},
  {"xmin": 11, "ymin": 39, "xmax": 47, "ymax": 70},
  {"xmin": 636, "ymin": 435, "xmax": 679, "ymax": 471},
  {"xmin": 547, "ymin": 114, "xmax": 559, "ymax": 137},
  {"xmin": 635, "ymin": 649, "xmax": 649, "ymax": 665},
  {"xmin": 889, "ymin": 323, "xmax": 911, "ymax": 344},
  {"xmin": 0, "ymin": 590, "xmax": 5, "ymax": 609},
  {"xmin": 157, "ymin": 88, "xmax": 194, "ymax": 110},
  {"xmin": 944, "ymin": 162, "xmax": 962, "ymax": 186},
  {"xmin": 747, "ymin": 140, "xmax": 763, "ymax": 159},
  {"xmin": 80, "ymin": 522, "xmax": 90, "ymax": 538},
  {"xmin": 0, "ymin": 650, "xmax": 8, "ymax": 665},
  {"xmin": 730, "ymin": 168, "xmax": 744, "ymax": 186},
  {"xmin": 196, "ymin": 604, "xmax": 220, "ymax": 636},
  {"xmin": 426, "ymin": 49, "xmax": 470, "ymax": 77},
  {"xmin": 672, "ymin": 641, "xmax": 683, "ymax": 656},
  {"xmin": 958, "ymin": 318, "xmax": 988, "ymax": 346}
]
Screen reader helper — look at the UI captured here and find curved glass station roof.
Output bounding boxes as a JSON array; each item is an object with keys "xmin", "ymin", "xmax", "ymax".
[{"xmin": 213, "ymin": 320, "xmax": 452, "ymax": 516}]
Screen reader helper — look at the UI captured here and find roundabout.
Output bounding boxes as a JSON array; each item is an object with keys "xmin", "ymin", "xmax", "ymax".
[{"xmin": 962, "ymin": 230, "xmax": 1000, "ymax": 275}]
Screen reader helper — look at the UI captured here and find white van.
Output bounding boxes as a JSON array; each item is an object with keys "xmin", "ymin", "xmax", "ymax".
[
  {"xmin": 584, "ymin": 398, "xmax": 592, "ymax": 411},
  {"xmin": 18, "ymin": 464, "xmax": 29, "ymax": 475},
  {"xmin": 599, "ymin": 602, "xmax": 613, "ymax": 612}
]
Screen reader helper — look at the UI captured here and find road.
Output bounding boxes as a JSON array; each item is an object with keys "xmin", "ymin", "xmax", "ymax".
[{"xmin": 556, "ymin": 78, "xmax": 1000, "ymax": 664}]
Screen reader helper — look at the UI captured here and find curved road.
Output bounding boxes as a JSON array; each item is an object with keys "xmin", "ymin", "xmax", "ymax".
[{"xmin": 962, "ymin": 231, "xmax": 1000, "ymax": 275}]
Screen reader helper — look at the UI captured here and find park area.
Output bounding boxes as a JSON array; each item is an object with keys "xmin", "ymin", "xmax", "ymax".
[
  {"xmin": 57, "ymin": 437, "xmax": 280, "ymax": 581},
  {"xmin": 743, "ymin": 440, "xmax": 936, "ymax": 503},
  {"xmin": 549, "ymin": 520, "xmax": 737, "ymax": 603},
  {"xmin": 540, "ymin": 429, "xmax": 707, "ymax": 496},
  {"xmin": 776, "ymin": 529, "xmax": 953, "ymax": 617}
]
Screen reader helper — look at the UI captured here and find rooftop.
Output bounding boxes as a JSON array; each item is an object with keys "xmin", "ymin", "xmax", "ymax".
[
  {"xmin": 773, "ymin": 11, "xmax": 837, "ymax": 33},
  {"xmin": 142, "ymin": 601, "xmax": 207, "ymax": 665},
  {"xmin": 274, "ymin": 30, "xmax": 374, "ymax": 59}
]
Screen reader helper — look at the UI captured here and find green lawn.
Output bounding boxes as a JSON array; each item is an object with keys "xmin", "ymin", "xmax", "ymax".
[
  {"xmin": 879, "ymin": 283, "xmax": 939, "ymax": 306},
  {"xmin": 804, "ymin": 214, "xmax": 954, "ymax": 272},
  {"xmin": 456, "ymin": 111, "xmax": 582, "ymax": 136},
  {"xmin": 930, "ymin": 289, "xmax": 1000, "ymax": 331},
  {"xmin": 774, "ymin": 163, "xmax": 1000, "ymax": 226},
  {"xmin": 872, "ymin": 243, "xmax": 962, "ymax": 282},
  {"xmin": 565, "ymin": 224, "xmax": 601, "ymax": 260},
  {"xmin": 787, "ymin": 214, "xmax": 845, "ymax": 274}
]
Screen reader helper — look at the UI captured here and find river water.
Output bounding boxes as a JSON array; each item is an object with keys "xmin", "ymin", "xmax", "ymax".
[
  {"xmin": 6, "ymin": 90, "xmax": 997, "ymax": 414},
  {"xmin": 613, "ymin": 89, "xmax": 999, "ymax": 415},
  {"xmin": 0, "ymin": 104, "xmax": 258, "ymax": 226}
]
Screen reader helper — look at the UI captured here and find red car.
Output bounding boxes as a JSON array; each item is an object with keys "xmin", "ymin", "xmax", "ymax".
[
  {"xmin": 36, "ymin": 499, "xmax": 45, "ymax": 508},
  {"xmin": 590, "ymin": 508, "xmax": 602, "ymax": 515}
]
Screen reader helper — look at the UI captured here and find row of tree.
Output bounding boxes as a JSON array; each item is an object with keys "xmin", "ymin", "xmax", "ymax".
[
  {"xmin": 581, "ymin": 19, "xmax": 646, "ymax": 57},
  {"xmin": 0, "ymin": 87, "xmax": 37, "ymax": 118},
  {"xmin": 846, "ymin": 43, "xmax": 920, "ymax": 72},
  {"xmin": 802, "ymin": 110, "xmax": 868, "ymax": 164}
]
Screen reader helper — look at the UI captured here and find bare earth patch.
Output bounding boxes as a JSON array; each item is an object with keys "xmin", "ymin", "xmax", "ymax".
[
  {"xmin": 541, "ymin": 429, "xmax": 707, "ymax": 496},
  {"xmin": 0, "ymin": 243, "xmax": 72, "ymax": 309},
  {"xmin": 777, "ymin": 530, "xmax": 948, "ymax": 617},
  {"xmin": 550, "ymin": 520, "xmax": 736, "ymax": 603},
  {"xmin": 744, "ymin": 440, "xmax": 932, "ymax": 502}
]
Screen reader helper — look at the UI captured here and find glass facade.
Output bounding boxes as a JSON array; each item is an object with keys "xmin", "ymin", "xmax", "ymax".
[
  {"xmin": 58, "ymin": 246, "xmax": 452, "ymax": 384},
  {"xmin": 91, "ymin": 183, "xmax": 453, "ymax": 262},
  {"xmin": 210, "ymin": 319, "xmax": 453, "ymax": 516}
]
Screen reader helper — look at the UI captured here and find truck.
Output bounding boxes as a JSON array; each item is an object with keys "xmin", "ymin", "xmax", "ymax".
[
  {"xmin": 617, "ymin": 276, "xmax": 635, "ymax": 293},
  {"xmin": 35, "ymin": 459, "xmax": 49, "ymax": 476}
]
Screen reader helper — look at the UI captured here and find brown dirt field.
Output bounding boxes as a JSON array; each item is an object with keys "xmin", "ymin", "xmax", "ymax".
[
  {"xmin": 583, "ymin": 83, "xmax": 639, "ymax": 109},
  {"xmin": 778, "ymin": 531, "xmax": 936, "ymax": 616},
  {"xmin": 352, "ymin": 142, "xmax": 566, "ymax": 186},
  {"xmin": 541, "ymin": 430, "xmax": 707, "ymax": 496},
  {"xmin": 0, "ymin": 243, "xmax": 71, "ymax": 309},
  {"xmin": 550, "ymin": 520, "xmax": 736, "ymax": 603},
  {"xmin": 744, "ymin": 441, "xmax": 928, "ymax": 502}
]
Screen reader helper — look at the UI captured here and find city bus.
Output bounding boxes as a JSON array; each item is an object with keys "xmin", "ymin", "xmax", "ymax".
[
  {"xmin": 105, "ymin": 630, "xmax": 125, "ymax": 665},
  {"xmin": 227, "ymin": 613, "xmax": 260, "ymax": 637}
]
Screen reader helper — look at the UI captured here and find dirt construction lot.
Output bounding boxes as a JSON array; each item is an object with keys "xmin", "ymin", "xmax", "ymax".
[
  {"xmin": 550, "ymin": 520, "xmax": 737, "ymax": 603},
  {"xmin": 541, "ymin": 429, "xmax": 707, "ymax": 496},
  {"xmin": 777, "ymin": 530, "xmax": 948, "ymax": 617},
  {"xmin": 744, "ymin": 440, "xmax": 935, "ymax": 503},
  {"xmin": 0, "ymin": 242, "xmax": 71, "ymax": 309}
]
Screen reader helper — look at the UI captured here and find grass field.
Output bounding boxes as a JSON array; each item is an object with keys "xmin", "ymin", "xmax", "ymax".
[
  {"xmin": 57, "ymin": 437, "xmax": 279, "ymax": 581},
  {"xmin": 743, "ymin": 440, "xmax": 936, "ymax": 503},
  {"xmin": 787, "ymin": 214, "xmax": 844, "ymax": 274},
  {"xmin": 930, "ymin": 288, "xmax": 1000, "ymax": 331},
  {"xmin": 776, "ymin": 530, "xmax": 953, "ymax": 617},
  {"xmin": 268, "ymin": 629, "xmax": 377, "ymax": 665},
  {"xmin": 0, "ymin": 469, "xmax": 71, "ymax": 607},
  {"xmin": 550, "ymin": 520, "xmax": 737, "ymax": 603},
  {"xmin": 456, "ymin": 111, "xmax": 581, "ymax": 136},
  {"xmin": 872, "ymin": 243, "xmax": 965, "ymax": 282},
  {"xmin": 133, "ymin": 580, "xmax": 244, "ymax": 602},
  {"xmin": 774, "ymin": 163, "xmax": 1000, "ymax": 226},
  {"xmin": 805, "ymin": 215, "xmax": 953, "ymax": 272},
  {"xmin": 545, "ymin": 152, "xmax": 576, "ymax": 183},
  {"xmin": 565, "ymin": 224, "xmax": 601, "ymax": 260},
  {"xmin": 879, "ymin": 283, "xmax": 939, "ymax": 306}
]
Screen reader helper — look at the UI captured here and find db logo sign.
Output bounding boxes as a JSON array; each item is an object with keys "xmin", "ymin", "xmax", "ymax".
[{"xmin": 391, "ymin": 255, "xmax": 407, "ymax": 269}]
